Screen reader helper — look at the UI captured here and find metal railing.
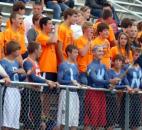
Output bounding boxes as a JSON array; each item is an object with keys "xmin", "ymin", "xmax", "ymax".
[
  {"xmin": 108, "ymin": 0, "xmax": 142, "ymax": 20},
  {"xmin": 0, "ymin": 80, "xmax": 142, "ymax": 130}
]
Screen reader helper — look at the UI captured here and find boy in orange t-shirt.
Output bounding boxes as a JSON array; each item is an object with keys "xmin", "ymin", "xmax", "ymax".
[
  {"xmin": 92, "ymin": 22, "xmax": 111, "ymax": 69},
  {"xmin": 57, "ymin": 8, "xmax": 78, "ymax": 63},
  {"xmin": 6, "ymin": 1, "xmax": 25, "ymax": 34},
  {"xmin": 75, "ymin": 21, "xmax": 94, "ymax": 125},
  {"xmin": 93, "ymin": 9, "xmax": 116, "ymax": 48},
  {"xmin": 75, "ymin": 21, "xmax": 93, "ymax": 84},
  {"xmin": 36, "ymin": 17, "xmax": 58, "ymax": 121},
  {"xmin": 93, "ymin": 22, "xmax": 115, "ymax": 47},
  {"xmin": 4, "ymin": 13, "xmax": 27, "ymax": 61}
]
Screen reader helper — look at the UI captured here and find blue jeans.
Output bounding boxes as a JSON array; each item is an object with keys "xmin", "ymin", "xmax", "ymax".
[
  {"xmin": 65, "ymin": 0, "xmax": 74, "ymax": 8},
  {"xmin": 46, "ymin": 1, "xmax": 69, "ymax": 19},
  {"xmin": 91, "ymin": 8, "xmax": 102, "ymax": 19},
  {"xmin": 0, "ymin": 0, "xmax": 15, "ymax": 2}
]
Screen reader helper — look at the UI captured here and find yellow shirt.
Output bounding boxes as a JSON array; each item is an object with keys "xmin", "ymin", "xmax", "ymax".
[
  {"xmin": 6, "ymin": 19, "xmax": 25, "ymax": 34},
  {"xmin": 58, "ymin": 22, "xmax": 74, "ymax": 59},
  {"xmin": 36, "ymin": 32, "xmax": 57, "ymax": 73},
  {"xmin": 110, "ymin": 46, "xmax": 133, "ymax": 63},
  {"xmin": 4, "ymin": 28, "xmax": 27, "ymax": 55},
  {"xmin": 93, "ymin": 22, "xmax": 116, "ymax": 47},
  {"xmin": 75, "ymin": 36, "xmax": 93, "ymax": 72}
]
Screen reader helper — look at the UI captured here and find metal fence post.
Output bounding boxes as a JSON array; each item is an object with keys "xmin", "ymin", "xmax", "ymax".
[
  {"xmin": 65, "ymin": 87, "xmax": 70, "ymax": 130},
  {"xmin": 125, "ymin": 93, "xmax": 130, "ymax": 130},
  {"xmin": 0, "ymin": 86, "xmax": 2, "ymax": 130}
]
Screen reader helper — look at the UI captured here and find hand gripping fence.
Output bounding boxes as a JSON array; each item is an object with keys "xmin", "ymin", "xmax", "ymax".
[{"xmin": 0, "ymin": 80, "xmax": 142, "ymax": 130}]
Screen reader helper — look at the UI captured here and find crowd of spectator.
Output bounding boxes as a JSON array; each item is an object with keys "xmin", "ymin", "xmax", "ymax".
[{"xmin": 0, "ymin": 0, "xmax": 142, "ymax": 130}]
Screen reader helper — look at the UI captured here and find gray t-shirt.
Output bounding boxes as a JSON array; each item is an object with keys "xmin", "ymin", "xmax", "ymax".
[{"xmin": 27, "ymin": 28, "xmax": 38, "ymax": 43}]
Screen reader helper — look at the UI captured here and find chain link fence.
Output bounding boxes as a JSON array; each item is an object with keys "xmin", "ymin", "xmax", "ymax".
[{"xmin": 0, "ymin": 82, "xmax": 142, "ymax": 130}]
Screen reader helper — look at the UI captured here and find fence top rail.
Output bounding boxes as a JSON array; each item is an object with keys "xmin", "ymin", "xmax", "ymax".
[{"xmin": 0, "ymin": 80, "xmax": 142, "ymax": 94}]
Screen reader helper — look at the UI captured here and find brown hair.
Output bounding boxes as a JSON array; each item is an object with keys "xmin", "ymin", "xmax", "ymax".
[
  {"xmin": 80, "ymin": 6, "xmax": 90, "ymax": 12},
  {"xmin": 97, "ymin": 22, "xmax": 109, "ymax": 34},
  {"xmin": 65, "ymin": 44, "xmax": 78, "ymax": 55},
  {"xmin": 102, "ymin": 9, "xmax": 112, "ymax": 20},
  {"xmin": 138, "ymin": 34, "xmax": 142, "ymax": 43},
  {"xmin": 32, "ymin": 14, "xmax": 42, "ymax": 25},
  {"xmin": 12, "ymin": 1, "xmax": 25, "ymax": 12},
  {"xmin": 113, "ymin": 54, "xmax": 124, "ymax": 63},
  {"xmin": 63, "ymin": 8, "xmax": 78, "ymax": 20},
  {"xmin": 10, "ymin": 12, "xmax": 18, "ymax": 24},
  {"xmin": 117, "ymin": 32, "xmax": 130, "ymax": 58},
  {"xmin": 121, "ymin": 18, "xmax": 133, "ymax": 28},
  {"xmin": 137, "ymin": 21, "xmax": 142, "ymax": 31},
  {"xmin": 82, "ymin": 21, "xmax": 93, "ymax": 32},
  {"xmin": 5, "ymin": 40, "xmax": 20, "ymax": 55},
  {"xmin": 28, "ymin": 42, "xmax": 40, "ymax": 54}
]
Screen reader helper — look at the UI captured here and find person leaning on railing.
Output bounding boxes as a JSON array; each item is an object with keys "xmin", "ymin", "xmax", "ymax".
[
  {"xmin": 119, "ymin": 48, "xmax": 142, "ymax": 130},
  {"xmin": 22, "ymin": 41, "xmax": 58, "ymax": 130},
  {"xmin": 106, "ymin": 54, "xmax": 129, "ymax": 130},
  {"xmin": 84, "ymin": 45, "xmax": 120, "ymax": 130},
  {"xmin": 57, "ymin": 44, "xmax": 80, "ymax": 130},
  {"xmin": 0, "ymin": 64, "xmax": 11, "ymax": 85},
  {"xmin": 0, "ymin": 40, "xmax": 26, "ymax": 130}
]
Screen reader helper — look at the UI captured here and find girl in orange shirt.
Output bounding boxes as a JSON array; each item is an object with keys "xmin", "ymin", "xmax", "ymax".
[{"xmin": 111, "ymin": 32, "xmax": 133, "ymax": 64}]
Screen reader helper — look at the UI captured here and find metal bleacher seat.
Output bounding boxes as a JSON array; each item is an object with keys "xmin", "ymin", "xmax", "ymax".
[
  {"xmin": 0, "ymin": 2, "xmax": 53, "ymax": 14},
  {"xmin": 0, "ymin": 2, "xmax": 62, "ymax": 28},
  {"xmin": 74, "ymin": 0, "xmax": 84, "ymax": 7},
  {"xmin": 108, "ymin": 0, "xmax": 142, "ymax": 20},
  {"xmin": 1, "ymin": 12, "xmax": 61, "ymax": 23}
]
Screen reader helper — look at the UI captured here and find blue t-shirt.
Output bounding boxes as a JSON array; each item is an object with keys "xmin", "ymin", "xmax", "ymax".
[
  {"xmin": 108, "ymin": 69, "xmax": 129, "ymax": 89},
  {"xmin": 87, "ymin": 59, "xmax": 109, "ymax": 88},
  {"xmin": 0, "ymin": 58, "xmax": 26, "ymax": 81},
  {"xmin": 58, "ymin": 61, "xmax": 79, "ymax": 85},
  {"xmin": 127, "ymin": 65, "xmax": 142, "ymax": 89}
]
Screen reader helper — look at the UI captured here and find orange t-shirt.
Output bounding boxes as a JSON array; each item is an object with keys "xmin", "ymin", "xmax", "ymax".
[
  {"xmin": 137, "ymin": 31, "xmax": 142, "ymax": 38},
  {"xmin": 6, "ymin": 19, "xmax": 25, "ymax": 34},
  {"xmin": 36, "ymin": 32, "xmax": 57, "ymax": 73},
  {"xmin": 75, "ymin": 36, "xmax": 93, "ymax": 72},
  {"xmin": 92, "ymin": 36, "xmax": 111, "ymax": 69},
  {"xmin": 4, "ymin": 28, "xmax": 27, "ymax": 55},
  {"xmin": 110, "ymin": 46, "xmax": 133, "ymax": 62},
  {"xmin": 0, "ymin": 32, "xmax": 4, "ymax": 59},
  {"xmin": 93, "ymin": 22, "xmax": 116, "ymax": 47},
  {"xmin": 35, "ymin": 27, "xmax": 41, "ymax": 35},
  {"xmin": 58, "ymin": 22, "xmax": 74, "ymax": 59}
]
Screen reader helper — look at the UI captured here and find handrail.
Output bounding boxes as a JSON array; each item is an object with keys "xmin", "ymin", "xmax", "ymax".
[
  {"xmin": 108, "ymin": 0, "xmax": 142, "ymax": 19},
  {"xmin": 0, "ymin": 80, "xmax": 142, "ymax": 94}
]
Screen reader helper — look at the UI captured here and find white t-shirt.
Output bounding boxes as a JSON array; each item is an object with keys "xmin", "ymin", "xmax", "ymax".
[
  {"xmin": 0, "ymin": 64, "xmax": 8, "ymax": 77},
  {"xmin": 71, "ymin": 24, "xmax": 83, "ymax": 40},
  {"xmin": 24, "ymin": 14, "xmax": 34, "ymax": 35}
]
